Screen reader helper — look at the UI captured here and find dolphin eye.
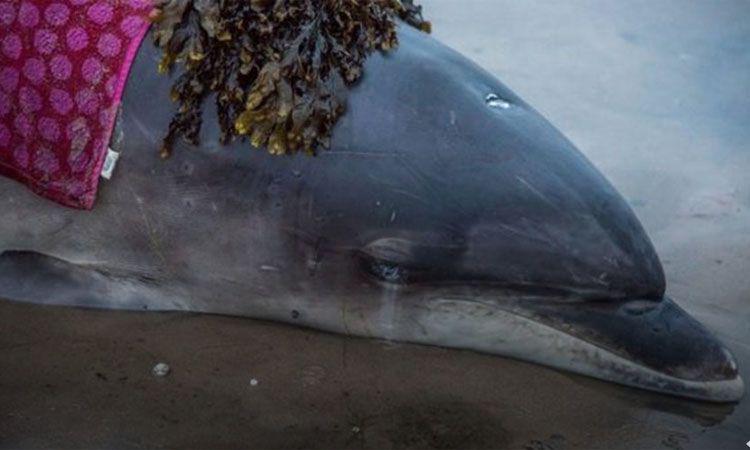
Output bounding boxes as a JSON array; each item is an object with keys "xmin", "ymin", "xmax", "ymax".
[{"xmin": 359, "ymin": 254, "xmax": 410, "ymax": 285}]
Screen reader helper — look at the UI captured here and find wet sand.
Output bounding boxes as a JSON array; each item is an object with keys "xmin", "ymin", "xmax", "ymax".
[{"xmin": 1, "ymin": 0, "xmax": 749, "ymax": 448}]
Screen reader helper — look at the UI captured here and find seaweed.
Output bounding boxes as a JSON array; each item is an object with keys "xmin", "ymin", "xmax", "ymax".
[{"xmin": 151, "ymin": 0, "xmax": 430, "ymax": 157}]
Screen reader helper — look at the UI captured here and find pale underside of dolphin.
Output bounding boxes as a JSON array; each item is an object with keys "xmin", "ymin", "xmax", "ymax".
[{"xmin": 0, "ymin": 24, "xmax": 743, "ymax": 402}]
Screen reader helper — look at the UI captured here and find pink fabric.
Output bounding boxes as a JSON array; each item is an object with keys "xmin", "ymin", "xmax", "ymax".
[{"xmin": 0, "ymin": 0, "xmax": 152, "ymax": 209}]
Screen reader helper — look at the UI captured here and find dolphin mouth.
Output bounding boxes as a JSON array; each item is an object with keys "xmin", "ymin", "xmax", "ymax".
[{"xmin": 413, "ymin": 295, "xmax": 744, "ymax": 402}]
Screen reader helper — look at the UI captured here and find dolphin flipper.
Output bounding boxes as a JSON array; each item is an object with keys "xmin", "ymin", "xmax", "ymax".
[{"xmin": 0, "ymin": 251, "xmax": 177, "ymax": 312}]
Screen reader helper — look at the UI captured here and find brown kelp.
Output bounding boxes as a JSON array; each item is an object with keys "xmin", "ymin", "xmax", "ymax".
[{"xmin": 151, "ymin": 0, "xmax": 430, "ymax": 157}]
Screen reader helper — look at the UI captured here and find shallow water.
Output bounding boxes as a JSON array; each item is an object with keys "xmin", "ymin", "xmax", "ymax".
[{"xmin": 1, "ymin": 1, "xmax": 749, "ymax": 448}]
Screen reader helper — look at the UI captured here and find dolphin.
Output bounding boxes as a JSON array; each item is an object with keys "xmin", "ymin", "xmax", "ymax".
[{"xmin": 0, "ymin": 24, "xmax": 743, "ymax": 402}]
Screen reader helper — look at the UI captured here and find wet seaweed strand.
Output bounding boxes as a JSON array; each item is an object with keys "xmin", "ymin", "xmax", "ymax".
[{"xmin": 151, "ymin": 0, "xmax": 430, "ymax": 157}]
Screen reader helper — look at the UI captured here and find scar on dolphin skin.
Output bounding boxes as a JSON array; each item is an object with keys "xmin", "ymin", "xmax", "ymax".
[{"xmin": 127, "ymin": 184, "xmax": 169, "ymax": 270}]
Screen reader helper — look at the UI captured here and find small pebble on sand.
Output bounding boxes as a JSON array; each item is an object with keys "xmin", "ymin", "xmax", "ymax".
[{"xmin": 152, "ymin": 363, "xmax": 171, "ymax": 377}]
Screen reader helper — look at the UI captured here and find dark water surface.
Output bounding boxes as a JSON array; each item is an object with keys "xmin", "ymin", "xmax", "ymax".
[{"xmin": 1, "ymin": 1, "xmax": 749, "ymax": 448}]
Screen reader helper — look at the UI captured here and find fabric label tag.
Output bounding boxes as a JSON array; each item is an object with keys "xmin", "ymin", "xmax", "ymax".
[{"xmin": 101, "ymin": 148, "xmax": 120, "ymax": 180}]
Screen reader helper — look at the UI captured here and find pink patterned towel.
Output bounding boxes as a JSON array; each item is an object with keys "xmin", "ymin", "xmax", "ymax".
[{"xmin": 0, "ymin": 0, "xmax": 152, "ymax": 209}]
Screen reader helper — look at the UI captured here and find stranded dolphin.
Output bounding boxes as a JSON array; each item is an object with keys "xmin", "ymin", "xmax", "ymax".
[{"xmin": 0, "ymin": 24, "xmax": 743, "ymax": 402}]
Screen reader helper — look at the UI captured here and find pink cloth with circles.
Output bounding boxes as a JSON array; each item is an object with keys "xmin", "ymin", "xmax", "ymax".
[{"xmin": 0, "ymin": 0, "xmax": 152, "ymax": 209}]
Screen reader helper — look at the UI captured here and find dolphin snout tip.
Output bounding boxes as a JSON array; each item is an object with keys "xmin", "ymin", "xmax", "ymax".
[{"xmin": 699, "ymin": 372, "xmax": 744, "ymax": 403}]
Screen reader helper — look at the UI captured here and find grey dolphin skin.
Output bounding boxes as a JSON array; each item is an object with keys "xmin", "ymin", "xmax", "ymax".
[{"xmin": 0, "ymin": 24, "xmax": 743, "ymax": 402}]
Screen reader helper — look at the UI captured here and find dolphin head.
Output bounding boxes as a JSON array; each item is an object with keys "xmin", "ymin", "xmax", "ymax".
[
  {"xmin": 111, "ymin": 24, "xmax": 742, "ymax": 401},
  {"xmin": 289, "ymin": 24, "xmax": 665, "ymax": 303},
  {"xmin": 266, "ymin": 25, "xmax": 739, "ymax": 401}
]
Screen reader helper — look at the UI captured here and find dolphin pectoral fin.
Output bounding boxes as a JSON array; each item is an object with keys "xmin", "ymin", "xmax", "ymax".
[
  {"xmin": 0, "ymin": 251, "xmax": 179, "ymax": 312},
  {"xmin": 499, "ymin": 297, "xmax": 745, "ymax": 402}
]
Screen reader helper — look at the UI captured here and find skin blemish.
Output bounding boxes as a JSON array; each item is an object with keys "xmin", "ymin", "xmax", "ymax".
[{"xmin": 485, "ymin": 93, "xmax": 511, "ymax": 110}]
